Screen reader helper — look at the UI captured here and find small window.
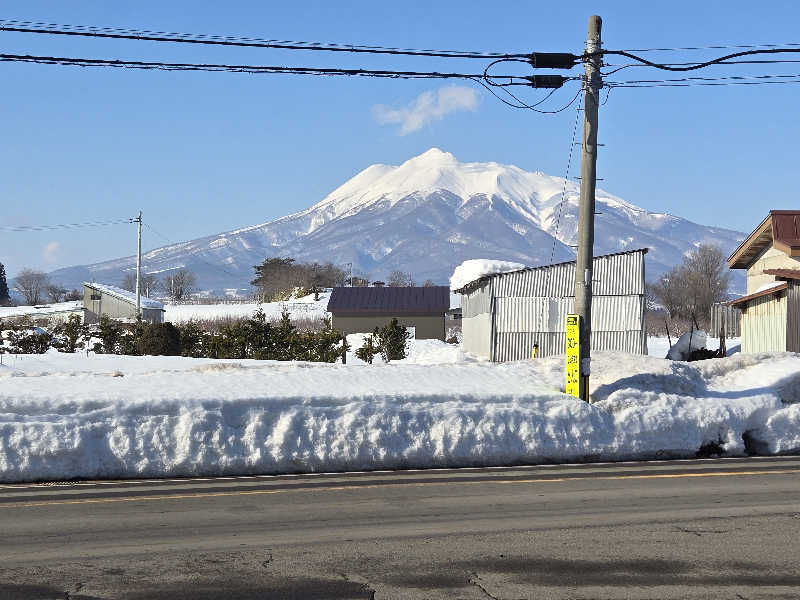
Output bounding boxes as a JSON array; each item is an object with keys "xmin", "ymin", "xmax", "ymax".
[{"xmin": 90, "ymin": 293, "xmax": 101, "ymax": 301}]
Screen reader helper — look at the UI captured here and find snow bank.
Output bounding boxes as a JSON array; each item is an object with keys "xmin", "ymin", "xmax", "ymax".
[
  {"xmin": 0, "ymin": 301, "xmax": 83, "ymax": 320},
  {"xmin": 164, "ymin": 292, "xmax": 330, "ymax": 324},
  {"xmin": 450, "ymin": 259, "xmax": 525, "ymax": 291},
  {"xmin": 1, "ymin": 349, "xmax": 799, "ymax": 482}
]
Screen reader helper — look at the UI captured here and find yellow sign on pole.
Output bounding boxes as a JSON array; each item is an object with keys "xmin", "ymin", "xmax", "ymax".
[{"xmin": 565, "ymin": 314, "xmax": 580, "ymax": 397}]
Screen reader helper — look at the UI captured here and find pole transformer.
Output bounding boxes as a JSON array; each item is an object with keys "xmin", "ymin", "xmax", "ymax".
[
  {"xmin": 135, "ymin": 210, "xmax": 142, "ymax": 319},
  {"xmin": 574, "ymin": 15, "xmax": 602, "ymax": 402}
]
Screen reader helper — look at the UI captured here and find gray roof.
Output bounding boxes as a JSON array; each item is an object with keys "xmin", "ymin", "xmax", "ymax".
[
  {"xmin": 327, "ymin": 286, "xmax": 450, "ymax": 315},
  {"xmin": 453, "ymin": 248, "xmax": 649, "ymax": 294},
  {"xmin": 84, "ymin": 282, "xmax": 164, "ymax": 309}
]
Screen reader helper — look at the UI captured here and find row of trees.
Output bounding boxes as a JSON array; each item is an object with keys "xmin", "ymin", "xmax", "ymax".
[
  {"xmin": 0, "ymin": 257, "xmax": 441, "ymax": 308},
  {"xmin": 119, "ymin": 268, "xmax": 197, "ymax": 301},
  {"xmin": 6, "ymin": 268, "xmax": 82, "ymax": 305},
  {"xmin": 1, "ymin": 310, "xmax": 345, "ymax": 363}
]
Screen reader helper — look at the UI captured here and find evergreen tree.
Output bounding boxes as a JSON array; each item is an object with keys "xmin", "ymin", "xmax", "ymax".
[{"xmin": 0, "ymin": 262, "xmax": 10, "ymax": 305}]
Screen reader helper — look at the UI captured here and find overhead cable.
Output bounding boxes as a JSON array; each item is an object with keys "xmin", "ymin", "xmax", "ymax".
[
  {"xmin": 0, "ymin": 20, "xmax": 528, "ymax": 60},
  {"xmin": 0, "ymin": 53, "xmax": 527, "ymax": 81}
]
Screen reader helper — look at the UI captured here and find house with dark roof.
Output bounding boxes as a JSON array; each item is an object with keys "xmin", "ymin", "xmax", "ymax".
[
  {"xmin": 728, "ymin": 211, "xmax": 800, "ymax": 353},
  {"xmin": 326, "ymin": 286, "xmax": 450, "ymax": 340}
]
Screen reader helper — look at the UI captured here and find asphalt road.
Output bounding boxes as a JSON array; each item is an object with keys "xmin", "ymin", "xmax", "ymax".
[{"xmin": 1, "ymin": 456, "xmax": 799, "ymax": 599}]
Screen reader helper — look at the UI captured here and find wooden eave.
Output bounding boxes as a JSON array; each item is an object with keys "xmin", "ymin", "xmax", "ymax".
[
  {"xmin": 728, "ymin": 282, "xmax": 787, "ymax": 307},
  {"xmin": 729, "ymin": 211, "xmax": 800, "ymax": 269},
  {"xmin": 728, "ymin": 214, "xmax": 773, "ymax": 269}
]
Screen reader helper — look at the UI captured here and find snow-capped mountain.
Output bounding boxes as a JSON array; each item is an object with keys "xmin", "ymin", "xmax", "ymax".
[{"xmin": 49, "ymin": 148, "xmax": 746, "ymax": 293}]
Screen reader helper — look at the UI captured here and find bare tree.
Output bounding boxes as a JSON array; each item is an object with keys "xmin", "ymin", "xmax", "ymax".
[
  {"xmin": 388, "ymin": 270, "xmax": 413, "ymax": 287},
  {"xmin": 650, "ymin": 244, "xmax": 730, "ymax": 328},
  {"xmin": 64, "ymin": 288, "xmax": 83, "ymax": 301},
  {"xmin": 121, "ymin": 272, "xmax": 160, "ymax": 297},
  {"xmin": 164, "ymin": 269, "xmax": 197, "ymax": 301},
  {"xmin": 46, "ymin": 284, "xmax": 67, "ymax": 303},
  {"xmin": 423, "ymin": 279, "xmax": 436, "ymax": 287},
  {"xmin": 13, "ymin": 268, "xmax": 49, "ymax": 304}
]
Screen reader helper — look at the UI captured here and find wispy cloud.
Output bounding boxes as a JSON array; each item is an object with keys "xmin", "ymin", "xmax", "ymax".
[
  {"xmin": 42, "ymin": 241, "xmax": 61, "ymax": 263},
  {"xmin": 373, "ymin": 85, "xmax": 479, "ymax": 135}
]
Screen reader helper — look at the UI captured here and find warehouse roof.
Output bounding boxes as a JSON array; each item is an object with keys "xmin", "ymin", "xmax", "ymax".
[
  {"xmin": 327, "ymin": 286, "xmax": 450, "ymax": 315},
  {"xmin": 84, "ymin": 282, "xmax": 164, "ymax": 309},
  {"xmin": 452, "ymin": 248, "xmax": 649, "ymax": 294},
  {"xmin": 728, "ymin": 211, "xmax": 800, "ymax": 269}
]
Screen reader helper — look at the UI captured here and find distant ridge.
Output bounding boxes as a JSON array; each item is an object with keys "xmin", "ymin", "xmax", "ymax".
[{"xmin": 49, "ymin": 148, "xmax": 746, "ymax": 294}]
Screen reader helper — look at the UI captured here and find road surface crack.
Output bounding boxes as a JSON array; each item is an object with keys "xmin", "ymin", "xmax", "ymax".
[
  {"xmin": 675, "ymin": 526, "xmax": 730, "ymax": 536},
  {"xmin": 468, "ymin": 572, "xmax": 502, "ymax": 600}
]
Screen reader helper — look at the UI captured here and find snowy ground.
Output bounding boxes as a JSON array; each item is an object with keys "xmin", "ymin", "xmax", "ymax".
[
  {"xmin": 1, "ymin": 339, "xmax": 798, "ymax": 483},
  {"xmin": 163, "ymin": 292, "xmax": 330, "ymax": 324}
]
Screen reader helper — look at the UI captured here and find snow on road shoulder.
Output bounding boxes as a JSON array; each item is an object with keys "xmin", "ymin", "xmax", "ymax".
[{"xmin": 0, "ymin": 348, "xmax": 799, "ymax": 482}]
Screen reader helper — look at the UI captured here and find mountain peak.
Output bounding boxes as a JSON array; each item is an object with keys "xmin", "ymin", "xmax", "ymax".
[{"xmin": 407, "ymin": 147, "xmax": 457, "ymax": 164}]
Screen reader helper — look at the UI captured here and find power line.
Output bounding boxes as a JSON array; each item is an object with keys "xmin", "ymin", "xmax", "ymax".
[
  {"xmin": 143, "ymin": 223, "xmax": 240, "ymax": 279},
  {"xmin": 608, "ymin": 78, "xmax": 800, "ymax": 88},
  {"xmin": 590, "ymin": 47, "xmax": 800, "ymax": 72},
  {"xmin": 609, "ymin": 72, "xmax": 800, "ymax": 85},
  {"xmin": 620, "ymin": 42, "xmax": 800, "ymax": 53},
  {"xmin": 0, "ymin": 53, "xmax": 526, "ymax": 81},
  {"xmin": 0, "ymin": 218, "xmax": 134, "ymax": 232},
  {"xmin": 0, "ymin": 20, "xmax": 528, "ymax": 60}
]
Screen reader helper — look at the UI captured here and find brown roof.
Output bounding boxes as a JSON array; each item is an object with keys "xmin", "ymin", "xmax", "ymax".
[
  {"xmin": 728, "ymin": 210, "xmax": 800, "ymax": 269},
  {"xmin": 763, "ymin": 268, "xmax": 800, "ymax": 281},
  {"xmin": 728, "ymin": 282, "xmax": 788, "ymax": 307},
  {"xmin": 327, "ymin": 286, "xmax": 450, "ymax": 315}
]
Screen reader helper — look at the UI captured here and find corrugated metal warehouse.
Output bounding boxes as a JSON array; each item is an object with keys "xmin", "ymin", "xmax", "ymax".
[
  {"xmin": 456, "ymin": 249, "xmax": 648, "ymax": 361},
  {"xmin": 728, "ymin": 210, "xmax": 800, "ymax": 353},
  {"xmin": 327, "ymin": 286, "xmax": 450, "ymax": 340},
  {"xmin": 83, "ymin": 282, "xmax": 165, "ymax": 324}
]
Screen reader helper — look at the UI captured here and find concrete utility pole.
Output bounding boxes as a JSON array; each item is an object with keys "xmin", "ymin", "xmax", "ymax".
[
  {"xmin": 574, "ymin": 15, "xmax": 602, "ymax": 402},
  {"xmin": 135, "ymin": 211, "xmax": 142, "ymax": 319}
]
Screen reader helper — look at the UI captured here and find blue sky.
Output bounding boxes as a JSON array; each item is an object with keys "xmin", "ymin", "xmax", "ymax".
[{"xmin": 2, "ymin": 0, "xmax": 799, "ymax": 278}]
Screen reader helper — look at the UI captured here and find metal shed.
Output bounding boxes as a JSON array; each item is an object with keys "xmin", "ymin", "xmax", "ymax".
[
  {"xmin": 83, "ymin": 282, "xmax": 165, "ymax": 324},
  {"xmin": 456, "ymin": 249, "xmax": 648, "ymax": 361},
  {"xmin": 327, "ymin": 286, "xmax": 450, "ymax": 340}
]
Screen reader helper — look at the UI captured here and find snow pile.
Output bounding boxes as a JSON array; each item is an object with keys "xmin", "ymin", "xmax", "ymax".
[
  {"xmin": 666, "ymin": 329, "xmax": 708, "ymax": 360},
  {"xmin": 450, "ymin": 259, "xmax": 525, "ymax": 291},
  {"xmin": 1, "ymin": 349, "xmax": 799, "ymax": 482}
]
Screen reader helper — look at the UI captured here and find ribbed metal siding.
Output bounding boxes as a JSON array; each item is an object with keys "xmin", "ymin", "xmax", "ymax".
[
  {"xmin": 741, "ymin": 292, "xmax": 787, "ymax": 353},
  {"xmin": 710, "ymin": 303, "xmax": 742, "ymax": 338},
  {"xmin": 492, "ymin": 295, "xmax": 646, "ymax": 359},
  {"xmin": 494, "ymin": 330, "xmax": 647, "ymax": 362},
  {"xmin": 490, "ymin": 250, "xmax": 646, "ymax": 298},
  {"xmin": 461, "ymin": 281, "xmax": 492, "ymax": 318}
]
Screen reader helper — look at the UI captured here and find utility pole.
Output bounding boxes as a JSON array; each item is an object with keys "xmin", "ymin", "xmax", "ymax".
[
  {"xmin": 135, "ymin": 211, "xmax": 142, "ymax": 319},
  {"xmin": 574, "ymin": 15, "xmax": 602, "ymax": 402}
]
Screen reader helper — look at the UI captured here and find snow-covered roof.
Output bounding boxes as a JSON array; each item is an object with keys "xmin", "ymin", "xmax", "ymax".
[
  {"xmin": 451, "ymin": 249, "xmax": 649, "ymax": 293},
  {"xmin": 450, "ymin": 260, "xmax": 525, "ymax": 292},
  {"xmin": 84, "ymin": 282, "xmax": 164, "ymax": 309},
  {"xmin": 0, "ymin": 301, "xmax": 83, "ymax": 320}
]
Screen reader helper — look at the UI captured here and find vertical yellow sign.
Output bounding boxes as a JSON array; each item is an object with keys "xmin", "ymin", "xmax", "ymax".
[{"xmin": 565, "ymin": 314, "xmax": 580, "ymax": 397}]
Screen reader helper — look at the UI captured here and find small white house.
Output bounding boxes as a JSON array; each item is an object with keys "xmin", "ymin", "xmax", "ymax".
[
  {"xmin": 83, "ymin": 282, "xmax": 165, "ymax": 324},
  {"xmin": 727, "ymin": 210, "xmax": 800, "ymax": 353}
]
